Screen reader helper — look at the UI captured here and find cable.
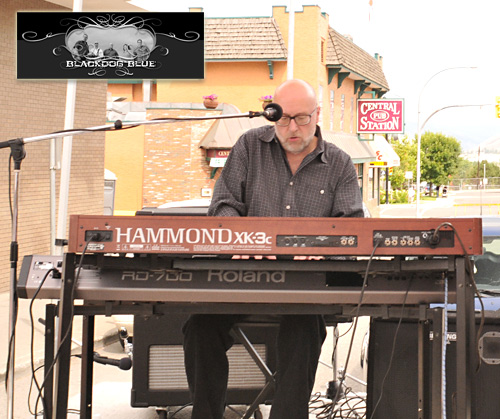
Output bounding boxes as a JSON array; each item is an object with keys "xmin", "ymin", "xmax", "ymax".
[
  {"xmin": 315, "ymin": 221, "xmax": 477, "ymax": 418},
  {"xmin": 330, "ymin": 239, "xmax": 382, "ymax": 412},
  {"xmin": 309, "ymin": 390, "xmax": 367, "ymax": 418},
  {"xmin": 33, "ymin": 236, "xmax": 96, "ymax": 417},
  {"xmin": 336, "ymin": 321, "xmax": 355, "ymax": 339},
  {"xmin": 367, "ymin": 221, "xmax": 476, "ymax": 418},
  {"xmin": 28, "ymin": 267, "xmax": 58, "ymax": 416},
  {"xmin": 431, "ymin": 221, "xmax": 485, "ymax": 372},
  {"xmin": 49, "ymin": 122, "xmax": 141, "ymax": 135},
  {"xmin": 8, "ymin": 153, "xmax": 13, "ymax": 218},
  {"xmin": 442, "ymin": 275, "xmax": 449, "ymax": 419},
  {"xmin": 4, "ymin": 291, "xmax": 18, "ymax": 392},
  {"xmin": 15, "ymin": 112, "xmax": 261, "ymax": 141},
  {"xmin": 27, "ymin": 355, "xmax": 81, "ymax": 417},
  {"xmin": 312, "ymin": 240, "xmax": 381, "ymax": 418},
  {"xmin": 4, "ymin": 155, "xmax": 18, "ymax": 393}
]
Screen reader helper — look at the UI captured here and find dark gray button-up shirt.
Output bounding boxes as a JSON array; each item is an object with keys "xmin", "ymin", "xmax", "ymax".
[{"xmin": 208, "ymin": 125, "xmax": 364, "ymax": 219}]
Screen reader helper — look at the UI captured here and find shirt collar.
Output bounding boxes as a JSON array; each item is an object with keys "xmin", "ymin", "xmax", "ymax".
[
  {"xmin": 262, "ymin": 125, "xmax": 328, "ymax": 163},
  {"xmin": 314, "ymin": 126, "xmax": 328, "ymax": 163}
]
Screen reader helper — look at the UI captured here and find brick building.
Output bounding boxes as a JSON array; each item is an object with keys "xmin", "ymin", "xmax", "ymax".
[
  {"xmin": 106, "ymin": 5, "xmax": 392, "ymax": 216},
  {"xmin": 0, "ymin": 0, "xmax": 109, "ymax": 292}
]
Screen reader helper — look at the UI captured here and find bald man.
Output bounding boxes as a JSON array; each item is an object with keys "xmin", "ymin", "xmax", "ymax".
[{"xmin": 183, "ymin": 79, "xmax": 364, "ymax": 419}]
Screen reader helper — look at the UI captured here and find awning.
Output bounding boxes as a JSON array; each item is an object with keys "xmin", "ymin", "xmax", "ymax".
[
  {"xmin": 321, "ymin": 131, "xmax": 377, "ymax": 163},
  {"xmin": 199, "ymin": 103, "xmax": 268, "ymax": 149},
  {"xmin": 367, "ymin": 135, "xmax": 400, "ymax": 167}
]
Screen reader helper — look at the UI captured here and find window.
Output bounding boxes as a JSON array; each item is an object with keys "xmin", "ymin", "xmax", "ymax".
[
  {"xmin": 350, "ymin": 97, "xmax": 354, "ymax": 133},
  {"xmin": 329, "ymin": 90, "xmax": 334, "ymax": 130},
  {"xmin": 340, "ymin": 94, "xmax": 345, "ymax": 131}
]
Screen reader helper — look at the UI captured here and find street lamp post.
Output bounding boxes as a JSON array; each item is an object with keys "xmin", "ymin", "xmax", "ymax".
[{"xmin": 415, "ymin": 66, "xmax": 477, "ymax": 217}]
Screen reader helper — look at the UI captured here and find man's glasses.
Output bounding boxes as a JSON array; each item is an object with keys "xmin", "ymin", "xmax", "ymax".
[{"xmin": 276, "ymin": 107, "xmax": 317, "ymax": 126}]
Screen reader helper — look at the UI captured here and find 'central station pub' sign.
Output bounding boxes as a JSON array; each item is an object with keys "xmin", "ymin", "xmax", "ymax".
[{"xmin": 357, "ymin": 99, "xmax": 404, "ymax": 134}]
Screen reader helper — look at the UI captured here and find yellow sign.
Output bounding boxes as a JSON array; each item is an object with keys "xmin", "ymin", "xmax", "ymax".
[{"xmin": 496, "ymin": 96, "xmax": 500, "ymax": 118}]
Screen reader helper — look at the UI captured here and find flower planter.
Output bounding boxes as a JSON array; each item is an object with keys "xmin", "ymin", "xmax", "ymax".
[
  {"xmin": 262, "ymin": 101, "xmax": 272, "ymax": 110},
  {"xmin": 203, "ymin": 98, "xmax": 219, "ymax": 109}
]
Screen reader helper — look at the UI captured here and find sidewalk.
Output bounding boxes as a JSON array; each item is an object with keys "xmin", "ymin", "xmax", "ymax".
[
  {"xmin": 0, "ymin": 291, "xmax": 119, "ymax": 382},
  {"xmin": 378, "ymin": 196, "xmax": 454, "ymax": 218}
]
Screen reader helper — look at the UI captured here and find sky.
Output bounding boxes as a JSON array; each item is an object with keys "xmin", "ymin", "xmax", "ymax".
[{"xmin": 129, "ymin": 0, "xmax": 500, "ymax": 151}]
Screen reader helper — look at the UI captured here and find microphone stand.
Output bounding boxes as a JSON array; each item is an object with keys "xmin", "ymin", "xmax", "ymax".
[
  {"xmin": 2, "ymin": 138, "xmax": 25, "ymax": 419},
  {"xmin": 0, "ymin": 108, "xmax": 275, "ymax": 419}
]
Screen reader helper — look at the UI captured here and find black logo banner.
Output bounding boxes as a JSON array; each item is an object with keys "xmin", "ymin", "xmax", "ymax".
[{"xmin": 17, "ymin": 12, "xmax": 204, "ymax": 79}]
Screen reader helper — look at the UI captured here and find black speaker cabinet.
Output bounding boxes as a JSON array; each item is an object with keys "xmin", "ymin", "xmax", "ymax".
[
  {"xmin": 367, "ymin": 317, "xmax": 500, "ymax": 419},
  {"xmin": 131, "ymin": 313, "xmax": 278, "ymax": 408}
]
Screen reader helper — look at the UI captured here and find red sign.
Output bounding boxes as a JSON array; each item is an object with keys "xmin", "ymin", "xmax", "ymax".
[
  {"xmin": 205, "ymin": 149, "xmax": 231, "ymax": 158},
  {"xmin": 357, "ymin": 99, "xmax": 404, "ymax": 134}
]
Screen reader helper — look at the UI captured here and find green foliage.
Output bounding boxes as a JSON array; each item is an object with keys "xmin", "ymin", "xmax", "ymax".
[
  {"xmin": 449, "ymin": 159, "xmax": 500, "ymax": 186},
  {"xmin": 420, "ymin": 132, "xmax": 461, "ymax": 186},
  {"xmin": 385, "ymin": 132, "xmax": 500, "ymax": 194},
  {"xmin": 466, "ymin": 160, "xmax": 500, "ymax": 179},
  {"xmin": 454, "ymin": 158, "xmax": 475, "ymax": 179},
  {"xmin": 389, "ymin": 137, "xmax": 417, "ymax": 190},
  {"xmin": 380, "ymin": 189, "xmax": 409, "ymax": 204}
]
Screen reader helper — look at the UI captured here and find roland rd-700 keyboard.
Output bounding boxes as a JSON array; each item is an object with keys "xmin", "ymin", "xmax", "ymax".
[{"xmin": 19, "ymin": 254, "xmax": 461, "ymax": 305}]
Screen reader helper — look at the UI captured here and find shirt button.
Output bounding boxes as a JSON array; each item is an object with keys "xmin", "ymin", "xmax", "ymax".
[
  {"xmin": 320, "ymin": 190, "xmax": 325, "ymax": 194},
  {"xmin": 286, "ymin": 205, "xmax": 291, "ymax": 210},
  {"xmin": 289, "ymin": 182, "xmax": 294, "ymax": 186}
]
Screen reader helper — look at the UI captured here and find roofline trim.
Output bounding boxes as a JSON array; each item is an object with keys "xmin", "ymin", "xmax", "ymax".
[
  {"xmin": 327, "ymin": 64, "xmax": 389, "ymax": 91},
  {"xmin": 206, "ymin": 58, "xmax": 288, "ymax": 62}
]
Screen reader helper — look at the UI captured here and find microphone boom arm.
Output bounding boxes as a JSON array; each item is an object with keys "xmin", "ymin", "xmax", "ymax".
[{"xmin": 0, "ymin": 112, "xmax": 271, "ymax": 148}]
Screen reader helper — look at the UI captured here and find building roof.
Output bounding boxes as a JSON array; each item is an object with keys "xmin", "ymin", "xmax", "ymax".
[
  {"xmin": 198, "ymin": 103, "xmax": 268, "ymax": 149},
  {"xmin": 327, "ymin": 28, "xmax": 390, "ymax": 91},
  {"xmin": 322, "ymin": 131, "xmax": 377, "ymax": 164},
  {"xmin": 204, "ymin": 16, "xmax": 388, "ymax": 92},
  {"xmin": 205, "ymin": 18, "xmax": 287, "ymax": 61}
]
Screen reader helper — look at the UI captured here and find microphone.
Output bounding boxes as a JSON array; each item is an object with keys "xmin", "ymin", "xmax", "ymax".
[
  {"xmin": 248, "ymin": 103, "xmax": 283, "ymax": 122},
  {"xmin": 262, "ymin": 103, "xmax": 283, "ymax": 121},
  {"xmin": 93, "ymin": 352, "xmax": 132, "ymax": 370}
]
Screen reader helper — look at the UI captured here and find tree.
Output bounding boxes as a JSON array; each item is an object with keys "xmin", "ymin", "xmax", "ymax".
[
  {"xmin": 454, "ymin": 158, "xmax": 475, "ymax": 180},
  {"xmin": 420, "ymin": 132, "xmax": 461, "ymax": 192},
  {"xmin": 471, "ymin": 160, "xmax": 500, "ymax": 179},
  {"xmin": 389, "ymin": 136, "xmax": 417, "ymax": 190},
  {"xmin": 449, "ymin": 159, "xmax": 500, "ymax": 188}
]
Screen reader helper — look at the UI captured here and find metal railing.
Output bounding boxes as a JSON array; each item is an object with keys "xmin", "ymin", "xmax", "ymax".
[{"xmin": 449, "ymin": 177, "xmax": 500, "ymax": 190}]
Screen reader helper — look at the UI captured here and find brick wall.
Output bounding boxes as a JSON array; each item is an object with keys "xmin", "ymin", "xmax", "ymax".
[
  {"xmin": 0, "ymin": 1, "xmax": 107, "ymax": 292},
  {"xmin": 142, "ymin": 108, "xmax": 217, "ymax": 207}
]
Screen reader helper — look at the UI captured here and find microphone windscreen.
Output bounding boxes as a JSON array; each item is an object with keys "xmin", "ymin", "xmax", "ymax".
[
  {"xmin": 264, "ymin": 103, "xmax": 283, "ymax": 122},
  {"xmin": 119, "ymin": 357, "xmax": 132, "ymax": 370}
]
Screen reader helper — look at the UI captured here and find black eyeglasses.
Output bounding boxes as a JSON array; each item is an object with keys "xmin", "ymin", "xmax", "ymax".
[{"xmin": 276, "ymin": 107, "xmax": 317, "ymax": 126}]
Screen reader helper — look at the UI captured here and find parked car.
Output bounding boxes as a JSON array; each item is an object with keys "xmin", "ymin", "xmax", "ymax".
[{"xmin": 472, "ymin": 216, "xmax": 500, "ymax": 299}]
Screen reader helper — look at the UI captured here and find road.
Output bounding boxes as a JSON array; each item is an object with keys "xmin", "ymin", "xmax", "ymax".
[
  {"xmin": 4, "ymin": 190, "xmax": 498, "ymax": 418},
  {"xmin": 379, "ymin": 188, "xmax": 500, "ymax": 218}
]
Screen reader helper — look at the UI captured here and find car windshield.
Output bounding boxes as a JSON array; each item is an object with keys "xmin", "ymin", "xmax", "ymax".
[{"xmin": 474, "ymin": 235, "xmax": 500, "ymax": 293}]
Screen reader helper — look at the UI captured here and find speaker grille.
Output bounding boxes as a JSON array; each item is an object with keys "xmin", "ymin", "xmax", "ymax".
[{"xmin": 148, "ymin": 344, "xmax": 267, "ymax": 390}]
